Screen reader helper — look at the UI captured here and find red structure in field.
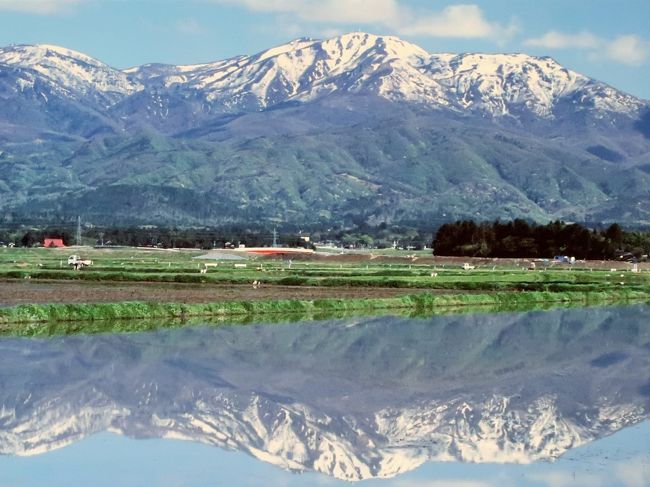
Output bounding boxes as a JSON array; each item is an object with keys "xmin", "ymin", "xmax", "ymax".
[
  {"xmin": 44, "ymin": 238, "xmax": 65, "ymax": 248},
  {"xmin": 233, "ymin": 247, "xmax": 314, "ymax": 256}
]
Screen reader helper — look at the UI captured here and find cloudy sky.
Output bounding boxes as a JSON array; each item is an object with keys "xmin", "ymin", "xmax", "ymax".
[{"xmin": 0, "ymin": 0, "xmax": 648, "ymax": 98}]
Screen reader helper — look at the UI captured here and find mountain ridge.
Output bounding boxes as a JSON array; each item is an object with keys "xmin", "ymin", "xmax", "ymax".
[
  {"xmin": 0, "ymin": 32, "xmax": 649, "ymax": 226},
  {"xmin": 3, "ymin": 34, "xmax": 645, "ymax": 117}
]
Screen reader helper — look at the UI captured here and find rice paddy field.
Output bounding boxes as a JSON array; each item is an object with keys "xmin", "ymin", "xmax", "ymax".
[{"xmin": 0, "ymin": 246, "xmax": 649, "ymax": 332}]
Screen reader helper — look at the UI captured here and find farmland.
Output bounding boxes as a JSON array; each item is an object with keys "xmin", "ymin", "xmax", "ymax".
[{"xmin": 0, "ymin": 246, "xmax": 649, "ymax": 333}]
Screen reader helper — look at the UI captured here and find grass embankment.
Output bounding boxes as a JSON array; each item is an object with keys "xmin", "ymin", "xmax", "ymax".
[{"xmin": 1, "ymin": 289, "xmax": 648, "ymax": 337}]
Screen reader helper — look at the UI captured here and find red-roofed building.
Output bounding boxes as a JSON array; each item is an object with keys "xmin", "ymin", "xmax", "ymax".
[{"xmin": 44, "ymin": 238, "xmax": 65, "ymax": 248}]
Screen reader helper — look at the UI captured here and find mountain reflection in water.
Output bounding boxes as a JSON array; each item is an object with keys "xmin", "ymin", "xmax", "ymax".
[{"xmin": 0, "ymin": 305, "xmax": 649, "ymax": 481}]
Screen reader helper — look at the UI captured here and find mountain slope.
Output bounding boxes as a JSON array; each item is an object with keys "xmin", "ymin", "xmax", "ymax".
[
  {"xmin": 0, "ymin": 44, "xmax": 140, "ymax": 101},
  {"xmin": 0, "ymin": 33, "xmax": 649, "ymax": 226},
  {"xmin": 0, "ymin": 44, "xmax": 137, "ymax": 138},
  {"xmin": 120, "ymin": 33, "xmax": 644, "ymax": 120}
]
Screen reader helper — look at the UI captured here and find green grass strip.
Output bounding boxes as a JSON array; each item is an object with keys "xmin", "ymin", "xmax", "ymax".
[{"xmin": 0, "ymin": 289, "xmax": 648, "ymax": 337}]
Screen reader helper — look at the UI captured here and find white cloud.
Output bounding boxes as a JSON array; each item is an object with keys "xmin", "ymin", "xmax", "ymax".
[
  {"xmin": 0, "ymin": 0, "xmax": 84, "ymax": 14},
  {"xmin": 605, "ymin": 35, "xmax": 650, "ymax": 66},
  {"xmin": 400, "ymin": 4, "xmax": 515, "ymax": 39},
  {"xmin": 421, "ymin": 5, "xmax": 492, "ymax": 37},
  {"xmin": 524, "ymin": 30, "xmax": 649, "ymax": 66},
  {"xmin": 216, "ymin": 0, "xmax": 516, "ymax": 42},
  {"xmin": 220, "ymin": 0, "xmax": 403, "ymax": 24},
  {"xmin": 525, "ymin": 30, "xmax": 600, "ymax": 49}
]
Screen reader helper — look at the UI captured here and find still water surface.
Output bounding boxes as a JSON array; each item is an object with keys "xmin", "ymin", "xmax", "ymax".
[{"xmin": 1, "ymin": 305, "xmax": 649, "ymax": 486}]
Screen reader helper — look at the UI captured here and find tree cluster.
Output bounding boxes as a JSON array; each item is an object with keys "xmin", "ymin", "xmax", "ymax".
[
  {"xmin": 0, "ymin": 228, "xmax": 73, "ymax": 247},
  {"xmin": 433, "ymin": 220, "xmax": 649, "ymax": 260},
  {"xmin": 0, "ymin": 222, "xmax": 317, "ymax": 249},
  {"xmin": 3, "ymin": 223, "xmax": 427, "ymax": 249}
]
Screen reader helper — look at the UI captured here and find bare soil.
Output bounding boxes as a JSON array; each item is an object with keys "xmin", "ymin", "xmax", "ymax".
[{"xmin": 0, "ymin": 280, "xmax": 435, "ymax": 306}]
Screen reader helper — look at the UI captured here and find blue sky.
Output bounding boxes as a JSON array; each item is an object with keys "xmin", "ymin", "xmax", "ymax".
[
  {"xmin": 0, "ymin": 0, "xmax": 648, "ymax": 99},
  {"xmin": 1, "ymin": 424, "xmax": 650, "ymax": 487}
]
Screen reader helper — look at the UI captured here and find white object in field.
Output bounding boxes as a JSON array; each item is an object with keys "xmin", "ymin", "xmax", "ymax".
[
  {"xmin": 67, "ymin": 255, "xmax": 92, "ymax": 268},
  {"xmin": 462, "ymin": 263, "xmax": 475, "ymax": 270},
  {"xmin": 631, "ymin": 264, "xmax": 639, "ymax": 273},
  {"xmin": 234, "ymin": 264, "xmax": 247, "ymax": 268}
]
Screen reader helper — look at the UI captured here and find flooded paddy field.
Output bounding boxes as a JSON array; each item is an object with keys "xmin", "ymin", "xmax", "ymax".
[{"xmin": 1, "ymin": 305, "xmax": 649, "ymax": 486}]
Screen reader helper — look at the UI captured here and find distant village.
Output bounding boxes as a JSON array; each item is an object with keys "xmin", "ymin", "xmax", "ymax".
[{"xmin": 1, "ymin": 219, "xmax": 648, "ymax": 261}]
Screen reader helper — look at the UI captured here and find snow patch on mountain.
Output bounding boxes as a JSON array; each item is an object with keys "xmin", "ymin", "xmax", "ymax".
[
  {"xmin": 0, "ymin": 44, "xmax": 141, "ymax": 104},
  {"xmin": 1, "ymin": 33, "xmax": 645, "ymax": 120},
  {"xmin": 121, "ymin": 32, "xmax": 644, "ymax": 118}
]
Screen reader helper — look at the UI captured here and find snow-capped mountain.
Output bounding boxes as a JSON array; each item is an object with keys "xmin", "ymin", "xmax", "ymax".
[
  {"xmin": 1, "ymin": 307, "xmax": 649, "ymax": 481},
  {"xmin": 1, "ymin": 33, "xmax": 644, "ymax": 120},
  {"xmin": 0, "ymin": 33, "xmax": 649, "ymax": 226},
  {"xmin": 0, "ymin": 44, "xmax": 140, "ymax": 106},
  {"xmin": 124, "ymin": 32, "xmax": 643, "ymax": 118}
]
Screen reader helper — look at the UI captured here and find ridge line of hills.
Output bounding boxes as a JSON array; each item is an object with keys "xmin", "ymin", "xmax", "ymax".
[{"xmin": 0, "ymin": 32, "xmax": 649, "ymax": 226}]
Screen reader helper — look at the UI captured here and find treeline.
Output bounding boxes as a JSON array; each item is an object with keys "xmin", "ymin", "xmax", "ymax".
[
  {"xmin": 85, "ymin": 227, "xmax": 314, "ymax": 249},
  {"xmin": 4, "ymin": 220, "xmax": 649, "ymax": 258},
  {"xmin": 0, "ymin": 223, "xmax": 432, "ymax": 250},
  {"xmin": 0, "ymin": 228, "xmax": 73, "ymax": 248},
  {"xmin": 0, "ymin": 226, "xmax": 314, "ymax": 250},
  {"xmin": 433, "ymin": 220, "xmax": 650, "ymax": 260}
]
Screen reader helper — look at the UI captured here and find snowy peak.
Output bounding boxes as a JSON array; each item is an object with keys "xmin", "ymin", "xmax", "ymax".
[
  {"xmin": 0, "ymin": 43, "xmax": 141, "ymax": 103},
  {"xmin": 0, "ymin": 33, "xmax": 645, "ymax": 119},
  {"xmin": 118, "ymin": 32, "xmax": 642, "ymax": 118},
  {"xmin": 153, "ymin": 32, "xmax": 446, "ymax": 109},
  {"xmin": 427, "ymin": 52, "xmax": 587, "ymax": 116},
  {"xmin": 243, "ymin": 32, "xmax": 428, "ymax": 68},
  {"xmin": 253, "ymin": 36, "xmax": 319, "ymax": 63},
  {"xmin": 0, "ymin": 44, "xmax": 106, "ymax": 68}
]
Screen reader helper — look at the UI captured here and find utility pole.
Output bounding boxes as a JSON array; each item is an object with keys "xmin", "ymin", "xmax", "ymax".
[
  {"xmin": 272, "ymin": 227, "xmax": 278, "ymax": 247},
  {"xmin": 76, "ymin": 216, "xmax": 82, "ymax": 246}
]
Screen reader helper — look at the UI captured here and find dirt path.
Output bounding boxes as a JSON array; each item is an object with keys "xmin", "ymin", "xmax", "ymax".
[{"xmin": 0, "ymin": 279, "xmax": 436, "ymax": 306}]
